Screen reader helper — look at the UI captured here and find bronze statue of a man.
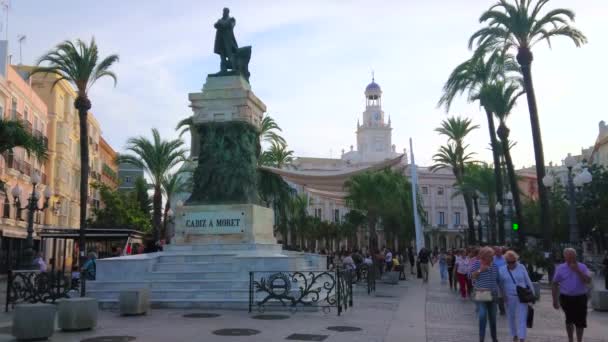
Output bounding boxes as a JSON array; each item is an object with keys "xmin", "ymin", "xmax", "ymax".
[{"xmin": 214, "ymin": 8, "xmax": 238, "ymax": 73}]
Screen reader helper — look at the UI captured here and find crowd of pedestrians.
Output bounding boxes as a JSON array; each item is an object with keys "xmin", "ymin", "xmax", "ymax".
[{"xmin": 431, "ymin": 246, "xmax": 593, "ymax": 342}]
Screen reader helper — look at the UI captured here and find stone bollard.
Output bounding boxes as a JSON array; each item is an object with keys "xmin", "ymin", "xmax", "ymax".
[
  {"xmin": 12, "ymin": 303, "xmax": 57, "ymax": 341},
  {"xmin": 382, "ymin": 271, "xmax": 400, "ymax": 285},
  {"xmin": 591, "ymin": 289, "xmax": 608, "ymax": 312},
  {"xmin": 57, "ymin": 297, "xmax": 98, "ymax": 331},
  {"xmin": 119, "ymin": 288, "xmax": 150, "ymax": 316}
]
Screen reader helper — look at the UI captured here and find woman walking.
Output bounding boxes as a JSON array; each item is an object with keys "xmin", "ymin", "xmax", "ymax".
[
  {"xmin": 499, "ymin": 250, "xmax": 535, "ymax": 342},
  {"xmin": 447, "ymin": 250, "xmax": 456, "ymax": 291},
  {"xmin": 454, "ymin": 249, "xmax": 470, "ymax": 299},
  {"xmin": 438, "ymin": 249, "xmax": 448, "ymax": 283},
  {"xmin": 470, "ymin": 247, "xmax": 499, "ymax": 342}
]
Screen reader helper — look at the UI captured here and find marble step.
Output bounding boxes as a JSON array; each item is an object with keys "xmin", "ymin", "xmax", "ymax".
[
  {"xmin": 98, "ymin": 298, "xmax": 250, "ymax": 310},
  {"xmin": 145, "ymin": 270, "xmax": 246, "ymax": 281},
  {"xmin": 153, "ymin": 262, "xmax": 235, "ymax": 272},
  {"xmin": 87, "ymin": 279, "xmax": 251, "ymax": 291},
  {"xmin": 164, "ymin": 243, "xmax": 283, "ymax": 253},
  {"xmin": 157, "ymin": 254, "xmax": 236, "ymax": 263},
  {"xmin": 89, "ymin": 289, "xmax": 250, "ymax": 301}
]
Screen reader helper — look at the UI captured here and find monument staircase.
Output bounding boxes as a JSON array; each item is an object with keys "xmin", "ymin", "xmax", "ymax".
[{"xmin": 88, "ymin": 243, "xmax": 324, "ymax": 309}]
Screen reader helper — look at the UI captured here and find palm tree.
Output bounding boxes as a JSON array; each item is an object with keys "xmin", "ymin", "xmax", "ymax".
[
  {"xmin": 32, "ymin": 38, "xmax": 118, "ymax": 280},
  {"xmin": 482, "ymin": 80, "xmax": 526, "ymax": 245},
  {"xmin": 439, "ymin": 51, "xmax": 519, "ymax": 244},
  {"xmin": 161, "ymin": 172, "xmax": 191, "ymax": 242},
  {"xmin": 470, "ymin": 0, "xmax": 587, "ymax": 249},
  {"xmin": 430, "ymin": 143, "xmax": 477, "ymax": 243},
  {"xmin": 176, "ymin": 117, "xmax": 193, "ymax": 138},
  {"xmin": 260, "ymin": 115, "xmax": 287, "ymax": 146},
  {"xmin": 260, "ymin": 141, "xmax": 294, "ymax": 168},
  {"xmin": 118, "ymin": 129, "xmax": 187, "ymax": 243},
  {"xmin": 434, "ymin": 117, "xmax": 479, "ymax": 244}
]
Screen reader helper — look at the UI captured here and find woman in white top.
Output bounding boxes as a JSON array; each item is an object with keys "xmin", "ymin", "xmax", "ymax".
[
  {"xmin": 454, "ymin": 249, "xmax": 470, "ymax": 299},
  {"xmin": 498, "ymin": 250, "xmax": 535, "ymax": 342}
]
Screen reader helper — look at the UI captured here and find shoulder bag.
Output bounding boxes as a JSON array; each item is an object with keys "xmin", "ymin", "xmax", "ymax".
[
  {"xmin": 507, "ymin": 267, "xmax": 535, "ymax": 303},
  {"xmin": 473, "ymin": 288, "xmax": 493, "ymax": 302}
]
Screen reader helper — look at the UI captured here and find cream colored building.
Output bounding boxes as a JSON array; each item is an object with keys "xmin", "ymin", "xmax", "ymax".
[{"xmin": 270, "ymin": 78, "xmax": 473, "ymax": 251}]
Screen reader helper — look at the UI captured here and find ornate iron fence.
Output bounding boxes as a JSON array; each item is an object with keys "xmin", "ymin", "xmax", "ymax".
[
  {"xmin": 5, "ymin": 270, "xmax": 75, "ymax": 312},
  {"xmin": 249, "ymin": 268, "xmax": 354, "ymax": 315}
]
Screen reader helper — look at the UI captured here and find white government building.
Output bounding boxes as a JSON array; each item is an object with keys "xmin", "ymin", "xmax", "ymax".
[{"xmin": 270, "ymin": 78, "xmax": 476, "ymax": 251}]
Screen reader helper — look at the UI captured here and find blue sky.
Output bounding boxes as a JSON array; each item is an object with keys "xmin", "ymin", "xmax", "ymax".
[{"xmin": 6, "ymin": 0, "xmax": 608, "ymax": 167}]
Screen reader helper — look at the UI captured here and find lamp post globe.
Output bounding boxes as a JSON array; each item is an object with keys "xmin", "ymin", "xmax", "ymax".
[
  {"xmin": 564, "ymin": 153, "xmax": 577, "ymax": 169},
  {"xmin": 11, "ymin": 184, "xmax": 22, "ymax": 199},
  {"xmin": 579, "ymin": 168, "xmax": 592, "ymax": 185},
  {"xmin": 44, "ymin": 186, "xmax": 53, "ymax": 199},
  {"xmin": 542, "ymin": 174, "xmax": 555, "ymax": 188},
  {"xmin": 495, "ymin": 202, "xmax": 503, "ymax": 212}
]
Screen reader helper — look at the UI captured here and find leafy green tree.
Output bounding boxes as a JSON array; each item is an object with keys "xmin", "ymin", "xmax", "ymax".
[
  {"xmin": 577, "ymin": 165, "xmax": 608, "ymax": 251},
  {"xmin": 0, "ymin": 118, "xmax": 48, "ymax": 191},
  {"xmin": 454, "ymin": 163, "xmax": 498, "ymax": 243},
  {"xmin": 88, "ymin": 183, "xmax": 152, "ymax": 232},
  {"xmin": 470, "ymin": 0, "xmax": 587, "ymax": 249},
  {"xmin": 32, "ymin": 38, "xmax": 119, "ymax": 272},
  {"xmin": 481, "ymin": 80, "xmax": 526, "ymax": 244},
  {"xmin": 118, "ymin": 129, "xmax": 187, "ymax": 242}
]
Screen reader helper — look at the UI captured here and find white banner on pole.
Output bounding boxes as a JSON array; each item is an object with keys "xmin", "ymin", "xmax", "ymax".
[{"xmin": 409, "ymin": 138, "xmax": 425, "ymax": 253}]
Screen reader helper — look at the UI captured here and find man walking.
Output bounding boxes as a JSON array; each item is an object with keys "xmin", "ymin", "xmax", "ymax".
[
  {"xmin": 418, "ymin": 247, "xmax": 432, "ymax": 283},
  {"xmin": 408, "ymin": 247, "xmax": 416, "ymax": 275},
  {"xmin": 552, "ymin": 248, "xmax": 592, "ymax": 342}
]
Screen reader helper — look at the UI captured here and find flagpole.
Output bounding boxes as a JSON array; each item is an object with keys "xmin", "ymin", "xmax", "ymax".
[{"xmin": 409, "ymin": 138, "xmax": 424, "ymax": 253}]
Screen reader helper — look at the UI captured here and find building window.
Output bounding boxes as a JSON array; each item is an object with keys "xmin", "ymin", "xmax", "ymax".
[
  {"xmin": 314, "ymin": 208, "xmax": 322, "ymax": 219},
  {"xmin": 421, "ymin": 186, "xmax": 428, "ymax": 195},
  {"xmin": 125, "ymin": 176, "xmax": 132, "ymax": 184},
  {"xmin": 334, "ymin": 209, "xmax": 340, "ymax": 223},
  {"xmin": 438, "ymin": 211, "xmax": 445, "ymax": 225},
  {"xmin": 437, "ymin": 187, "xmax": 444, "ymax": 195},
  {"xmin": 2, "ymin": 201, "xmax": 10, "ymax": 218},
  {"xmin": 454, "ymin": 212, "xmax": 461, "ymax": 226}
]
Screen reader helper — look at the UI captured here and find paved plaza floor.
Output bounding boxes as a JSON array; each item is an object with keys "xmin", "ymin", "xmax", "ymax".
[{"xmin": 0, "ymin": 266, "xmax": 605, "ymax": 341}]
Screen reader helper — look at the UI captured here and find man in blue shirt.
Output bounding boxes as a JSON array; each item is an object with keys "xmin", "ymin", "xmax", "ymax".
[{"xmin": 493, "ymin": 246, "xmax": 506, "ymax": 316}]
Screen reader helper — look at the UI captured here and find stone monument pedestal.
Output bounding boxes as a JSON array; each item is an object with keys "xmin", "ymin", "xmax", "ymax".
[{"xmin": 88, "ymin": 75, "xmax": 325, "ymax": 309}]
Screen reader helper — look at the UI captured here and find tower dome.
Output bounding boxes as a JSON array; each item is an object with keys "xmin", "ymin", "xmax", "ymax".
[{"xmin": 365, "ymin": 79, "xmax": 382, "ymax": 96}]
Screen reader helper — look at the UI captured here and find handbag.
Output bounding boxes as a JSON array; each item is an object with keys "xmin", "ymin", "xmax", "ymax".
[
  {"xmin": 526, "ymin": 304, "xmax": 534, "ymax": 328},
  {"xmin": 473, "ymin": 288, "xmax": 493, "ymax": 302},
  {"xmin": 507, "ymin": 267, "xmax": 535, "ymax": 303}
]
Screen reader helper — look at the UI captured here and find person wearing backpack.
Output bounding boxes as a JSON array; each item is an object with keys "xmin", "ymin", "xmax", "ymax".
[{"xmin": 499, "ymin": 250, "xmax": 535, "ymax": 342}]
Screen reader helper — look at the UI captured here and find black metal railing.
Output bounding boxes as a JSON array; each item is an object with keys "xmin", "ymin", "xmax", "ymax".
[
  {"xmin": 249, "ymin": 268, "xmax": 354, "ymax": 315},
  {"xmin": 5, "ymin": 270, "xmax": 75, "ymax": 312}
]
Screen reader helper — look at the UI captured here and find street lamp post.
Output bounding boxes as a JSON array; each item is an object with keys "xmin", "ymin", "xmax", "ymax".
[
  {"xmin": 10, "ymin": 172, "xmax": 52, "ymax": 269},
  {"xmin": 542, "ymin": 154, "xmax": 592, "ymax": 251},
  {"xmin": 495, "ymin": 202, "xmax": 504, "ymax": 245},
  {"xmin": 475, "ymin": 215, "xmax": 482, "ymax": 244}
]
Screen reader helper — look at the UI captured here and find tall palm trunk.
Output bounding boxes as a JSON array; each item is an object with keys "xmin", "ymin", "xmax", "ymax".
[
  {"xmin": 497, "ymin": 122, "xmax": 525, "ymax": 246},
  {"xmin": 473, "ymin": 195, "xmax": 481, "ymax": 243},
  {"xmin": 488, "ymin": 201, "xmax": 497, "ymax": 244},
  {"xmin": 163, "ymin": 200, "xmax": 171, "ymax": 243},
  {"xmin": 485, "ymin": 108, "xmax": 505, "ymax": 244},
  {"xmin": 517, "ymin": 48, "xmax": 550, "ymax": 249},
  {"xmin": 463, "ymin": 194, "xmax": 476, "ymax": 245},
  {"xmin": 153, "ymin": 184, "xmax": 162, "ymax": 243},
  {"xmin": 368, "ymin": 215, "xmax": 378, "ymax": 254},
  {"xmin": 75, "ymin": 96, "xmax": 91, "ymax": 297}
]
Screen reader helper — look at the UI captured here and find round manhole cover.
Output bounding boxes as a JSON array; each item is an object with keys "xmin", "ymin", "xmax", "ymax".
[
  {"xmin": 327, "ymin": 326, "xmax": 362, "ymax": 332},
  {"xmin": 80, "ymin": 337, "xmax": 136, "ymax": 342},
  {"xmin": 251, "ymin": 314, "xmax": 290, "ymax": 320},
  {"xmin": 213, "ymin": 329, "xmax": 260, "ymax": 336},
  {"xmin": 183, "ymin": 313, "xmax": 221, "ymax": 318}
]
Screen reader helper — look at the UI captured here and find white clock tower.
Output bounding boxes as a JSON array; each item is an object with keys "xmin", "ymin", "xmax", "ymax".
[{"xmin": 355, "ymin": 77, "xmax": 395, "ymax": 163}]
